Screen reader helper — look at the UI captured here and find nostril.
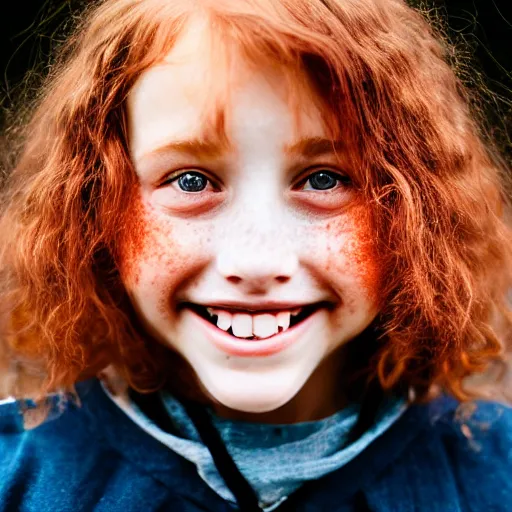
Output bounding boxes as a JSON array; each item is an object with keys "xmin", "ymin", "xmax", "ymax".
[{"xmin": 226, "ymin": 275, "xmax": 290, "ymax": 285}]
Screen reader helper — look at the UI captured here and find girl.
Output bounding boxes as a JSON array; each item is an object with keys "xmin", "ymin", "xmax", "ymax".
[{"xmin": 0, "ymin": 0, "xmax": 511, "ymax": 510}]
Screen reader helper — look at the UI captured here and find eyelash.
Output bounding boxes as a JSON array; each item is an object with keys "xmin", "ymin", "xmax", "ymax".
[{"xmin": 162, "ymin": 168, "xmax": 351, "ymax": 192}]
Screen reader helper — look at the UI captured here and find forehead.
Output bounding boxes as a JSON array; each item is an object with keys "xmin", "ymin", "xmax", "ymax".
[{"xmin": 127, "ymin": 16, "xmax": 331, "ymax": 161}]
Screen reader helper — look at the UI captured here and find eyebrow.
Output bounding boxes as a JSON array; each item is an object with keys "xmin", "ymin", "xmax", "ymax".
[
  {"xmin": 139, "ymin": 136, "xmax": 344, "ymax": 162},
  {"xmin": 284, "ymin": 137, "xmax": 345, "ymax": 158},
  {"xmin": 139, "ymin": 139, "xmax": 229, "ymax": 162}
]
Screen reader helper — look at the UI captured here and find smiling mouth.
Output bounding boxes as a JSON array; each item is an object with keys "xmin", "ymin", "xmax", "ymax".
[{"xmin": 183, "ymin": 303, "xmax": 325, "ymax": 341}]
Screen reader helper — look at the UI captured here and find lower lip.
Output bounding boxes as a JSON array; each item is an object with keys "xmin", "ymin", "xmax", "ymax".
[{"xmin": 189, "ymin": 308, "xmax": 322, "ymax": 357}]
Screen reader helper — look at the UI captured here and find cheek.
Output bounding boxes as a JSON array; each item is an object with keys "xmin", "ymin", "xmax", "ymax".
[
  {"xmin": 117, "ymin": 194, "xmax": 175, "ymax": 285},
  {"xmin": 116, "ymin": 194, "xmax": 196, "ymax": 307},
  {"xmin": 323, "ymin": 206, "xmax": 382, "ymax": 306}
]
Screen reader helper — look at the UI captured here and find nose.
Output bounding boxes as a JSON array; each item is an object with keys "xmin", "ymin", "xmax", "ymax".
[{"xmin": 216, "ymin": 232, "xmax": 299, "ymax": 293}]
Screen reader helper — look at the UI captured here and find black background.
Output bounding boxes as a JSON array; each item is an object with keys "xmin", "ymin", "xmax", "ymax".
[{"xmin": 0, "ymin": 0, "xmax": 510, "ymax": 156}]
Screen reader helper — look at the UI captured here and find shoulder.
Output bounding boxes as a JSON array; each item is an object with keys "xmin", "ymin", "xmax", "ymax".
[
  {"xmin": 347, "ymin": 398, "xmax": 512, "ymax": 512},
  {"xmin": 432, "ymin": 398, "xmax": 511, "ymax": 466},
  {"xmin": 0, "ymin": 380, "xmax": 217, "ymax": 512},
  {"xmin": 0, "ymin": 385, "xmax": 105, "ymax": 473},
  {"xmin": 0, "ymin": 387, "xmax": 99, "ymax": 454},
  {"xmin": 418, "ymin": 398, "xmax": 511, "ymax": 510},
  {"xmin": 0, "ymin": 383, "xmax": 125, "ymax": 511}
]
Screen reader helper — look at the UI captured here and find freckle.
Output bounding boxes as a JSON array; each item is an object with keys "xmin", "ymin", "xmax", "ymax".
[
  {"xmin": 157, "ymin": 294, "xmax": 170, "ymax": 316},
  {"xmin": 118, "ymin": 190, "xmax": 175, "ymax": 289},
  {"xmin": 334, "ymin": 203, "xmax": 383, "ymax": 305},
  {"xmin": 344, "ymin": 295, "xmax": 357, "ymax": 315}
]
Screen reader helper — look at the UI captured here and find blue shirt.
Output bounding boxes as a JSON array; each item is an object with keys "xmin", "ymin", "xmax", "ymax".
[{"xmin": 0, "ymin": 378, "xmax": 511, "ymax": 511}]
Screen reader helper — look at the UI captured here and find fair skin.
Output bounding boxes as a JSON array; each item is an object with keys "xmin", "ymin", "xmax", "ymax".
[{"xmin": 119, "ymin": 22, "xmax": 381, "ymax": 424}]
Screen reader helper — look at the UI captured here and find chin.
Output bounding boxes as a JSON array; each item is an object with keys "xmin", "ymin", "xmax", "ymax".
[
  {"xmin": 197, "ymin": 366, "xmax": 310, "ymax": 415},
  {"xmin": 212, "ymin": 390, "xmax": 293, "ymax": 414}
]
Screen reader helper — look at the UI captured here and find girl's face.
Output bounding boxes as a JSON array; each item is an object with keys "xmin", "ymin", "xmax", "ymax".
[{"xmin": 120, "ymin": 26, "xmax": 381, "ymax": 420}]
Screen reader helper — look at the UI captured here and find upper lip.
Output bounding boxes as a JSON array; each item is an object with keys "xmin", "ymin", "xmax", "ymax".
[{"xmin": 182, "ymin": 300, "xmax": 330, "ymax": 313}]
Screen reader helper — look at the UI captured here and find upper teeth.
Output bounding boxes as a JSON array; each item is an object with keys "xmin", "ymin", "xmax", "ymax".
[{"xmin": 205, "ymin": 307, "xmax": 302, "ymax": 339}]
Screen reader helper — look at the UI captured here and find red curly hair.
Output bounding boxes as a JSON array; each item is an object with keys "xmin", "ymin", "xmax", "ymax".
[{"xmin": 1, "ymin": 0, "xmax": 511, "ymax": 402}]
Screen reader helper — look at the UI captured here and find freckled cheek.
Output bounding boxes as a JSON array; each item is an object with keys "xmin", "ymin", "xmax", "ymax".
[
  {"xmin": 321, "ymin": 214, "xmax": 382, "ymax": 307},
  {"xmin": 116, "ymin": 202, "xmax": 205, "ymax": 303}
]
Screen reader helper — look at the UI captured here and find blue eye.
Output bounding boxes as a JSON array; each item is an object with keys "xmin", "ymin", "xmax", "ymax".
[
  {"xmin": 176, "ymin": 172, "xmax": 208, "ymax": 192},
  {"xmin": 303, "ymin": 170, "xmax": 349, "ymax": 191}
]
